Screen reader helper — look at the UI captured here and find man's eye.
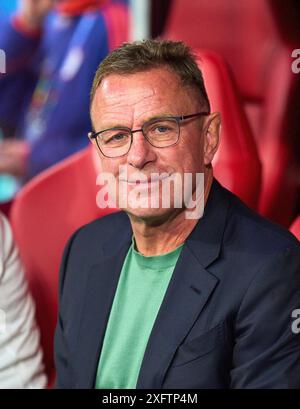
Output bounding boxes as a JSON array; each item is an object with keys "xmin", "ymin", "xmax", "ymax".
[
  {"xmin": 152, "ymin": 124, "xmax": 172, "ymax": 134},
  {"xmin": 104, "ymin": 133, "xmax": 128, "ymax": 144},
  {"xmin": 156, "ymin": 126, "xmax": 169, "ymax": 133},
  {"xmin": 112, "ymin": 133, "xmax": 127, "ymax": 140}
]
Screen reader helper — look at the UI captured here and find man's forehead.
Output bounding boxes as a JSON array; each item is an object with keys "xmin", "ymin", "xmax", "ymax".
[
  {"xmin": 90, "ymin": 68, "xmax": 202, "ymax": 126},
  {"xmin": 92, "ymin": 82, "xmax": 158, "ymax": 118},
  {"xmin": 95, "ymin": 68, "xmax": 181, "ymax": 99},
  {"xmin": 98, "ymin": 77, "xmax": 155, "ymax": 102}
]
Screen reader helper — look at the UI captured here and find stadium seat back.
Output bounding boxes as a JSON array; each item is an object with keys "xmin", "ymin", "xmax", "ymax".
[{"xmin": 290, "ymin": 215, "xmax": 300, "ymax": 240}]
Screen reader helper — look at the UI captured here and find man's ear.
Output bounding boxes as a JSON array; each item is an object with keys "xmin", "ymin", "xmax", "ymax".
[
  {"xmin": 203, "ymin": 112, "xmax": 221, "ymax": 165},
  {"xmin": 89, "ymin": 114, "xmax": 100, "ymax": 152},
  {"xmin": 91, "ymin": 141, "xmax": 104, "ymax": 174}
]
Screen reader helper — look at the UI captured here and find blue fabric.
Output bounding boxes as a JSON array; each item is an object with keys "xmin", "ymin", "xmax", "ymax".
[
  {"xmin": 0, "ymin": 16, "xmax": 40, "ymax": 131},
  {"xmin": 0, "ymin": 1, "xmax": 17, "ymax": 17},
  {"xmin": 0, "ymin": 9, "xmax": 110, "ymax": 177}
]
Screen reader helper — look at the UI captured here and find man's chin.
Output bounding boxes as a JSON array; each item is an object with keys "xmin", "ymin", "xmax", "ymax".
[{"xmin": 123, "ymin": 206, "xmax": 183, "ymax": 225}]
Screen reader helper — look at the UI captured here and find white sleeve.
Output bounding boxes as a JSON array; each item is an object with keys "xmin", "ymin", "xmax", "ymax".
[{"xmin": 0, "ymin": 212, "xmax": 47, "ymax": 388}]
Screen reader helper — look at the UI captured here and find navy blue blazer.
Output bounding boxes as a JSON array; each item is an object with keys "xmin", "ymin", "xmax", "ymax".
[{"xmin": 54, "ymin": 178, "xmax": 300, "ymax": 388}]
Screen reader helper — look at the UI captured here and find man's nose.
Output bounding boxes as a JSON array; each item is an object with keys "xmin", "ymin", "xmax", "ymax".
[{"xmin": 126, "ymin": 131, "xmax": 156, "ymax": 169}]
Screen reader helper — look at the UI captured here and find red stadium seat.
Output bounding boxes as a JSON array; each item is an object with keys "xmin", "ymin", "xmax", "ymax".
[
  {"xmin": 10, "ymin": 147, "xmax": 118, "ymax": 386},
  {"xmin": 164, "ymin": 0, "xmax": 300, "ymax": 226},
  {"xmin": 290, "ymin": 215, "xmax": 300, "ymax": 240},
  {"xmin": 195, "ymin": 50, "xmax": 261, "ymax": 209}
]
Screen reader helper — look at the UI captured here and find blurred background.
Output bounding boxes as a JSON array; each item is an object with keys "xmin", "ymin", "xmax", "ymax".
[
  {"xmin": 0, "ymin": 0, "xmax": 17, "ymax": 16},
  {"xmin": 0, "ymin": 0, "xmax": 299, "ymax": 387}
]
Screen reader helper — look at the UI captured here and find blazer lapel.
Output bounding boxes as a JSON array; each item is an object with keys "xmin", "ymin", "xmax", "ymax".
[
  {"xmin": 136, "ymin": 179, "xmax": 230, "ymax": 388},
  {"xmin": 136, "ymin": 244, "xmax": 219, "ymax": 388},
  {"xmin": 75, "ymin": 233, "xmax": 132, "ymax": 388}
]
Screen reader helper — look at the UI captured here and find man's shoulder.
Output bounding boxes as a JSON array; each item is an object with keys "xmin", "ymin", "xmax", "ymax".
[
  {"xmin": 72, "ymin": 210, "xmax": 130, "ymax": 246},
  {"xmin": 204, "ymin": 184, "xmax": 300, "ymax": 290},
  {"xmin": 226, "ymin": 189, "xmax": 299, "ymax": 257},
  {"xmin": 60, "ymin": 211, "xmax": 131, "ymax": 272},
  {"xmin": 78, "ymin": 209, "xmax": 129, "ymax": 234}
]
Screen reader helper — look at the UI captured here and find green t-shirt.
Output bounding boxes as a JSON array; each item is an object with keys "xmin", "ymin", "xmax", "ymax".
[{"xmin": 95, "ymin": 236, "xmax": 184, "ymax": 389}]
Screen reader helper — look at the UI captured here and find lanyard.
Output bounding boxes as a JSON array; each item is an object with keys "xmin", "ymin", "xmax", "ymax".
[{"xmin": 25, "ymin": 12, "xmax": 98, "ymax": 143}]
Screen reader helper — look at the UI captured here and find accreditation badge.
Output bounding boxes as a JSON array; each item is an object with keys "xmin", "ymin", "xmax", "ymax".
[{"xmin": 59, "ymin": 46, "xmax": 84, "ymax": 82}]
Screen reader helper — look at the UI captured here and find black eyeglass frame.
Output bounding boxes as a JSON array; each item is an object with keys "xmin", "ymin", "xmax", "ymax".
[{"xmin": 88, "ymin": 112, "xmax": 210, "ymax": 158}]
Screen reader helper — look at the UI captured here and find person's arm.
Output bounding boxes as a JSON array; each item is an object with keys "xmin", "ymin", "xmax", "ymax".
[
  {"xmin": 0, "ymin": 213, "xmax": 47, "ymax": 388},
  {"xmin": 54, "ymin": 228, "xmax": 83, "ymax": 389},
  {"xmin": 231, "ymin": 245, "xmax": 300, "ymax": 388}
]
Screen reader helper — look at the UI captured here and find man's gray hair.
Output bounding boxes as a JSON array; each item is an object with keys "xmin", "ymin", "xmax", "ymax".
[{"xmin": 90, "ymin": 39, "xmax": 210, "ymax": 112}]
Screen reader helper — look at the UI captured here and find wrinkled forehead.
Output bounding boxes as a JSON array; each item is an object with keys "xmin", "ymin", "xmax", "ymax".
[
  {"xmin": 96, "ymin": 77, "xmax": 156, "ymax": 107},
  {"xmin": 90, "ymin": 68, "xmax": 199, "ymax": 120},
  {"xmin": 93, "ymin": 67, "xmax": 180, "ymax": 98}
]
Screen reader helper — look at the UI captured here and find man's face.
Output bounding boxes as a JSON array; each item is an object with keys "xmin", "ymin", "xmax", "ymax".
[{"xmin": 90, "ymin": 67, "xmax": 219, "ymax": 221}]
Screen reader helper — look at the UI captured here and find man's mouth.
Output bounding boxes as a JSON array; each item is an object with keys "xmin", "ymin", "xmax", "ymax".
[{"xmin": 119, "ymin": 172, "xmax": 172, "ymax": 185}]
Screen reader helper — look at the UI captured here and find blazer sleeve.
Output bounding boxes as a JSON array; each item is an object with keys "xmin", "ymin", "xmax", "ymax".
[
  {"xmin": 53, "ymin": 227, "xmax": 83, "ymax": 389},
  {"xmin": 231, "ymin": 245, "xmax": 300, "ymax": 388}
]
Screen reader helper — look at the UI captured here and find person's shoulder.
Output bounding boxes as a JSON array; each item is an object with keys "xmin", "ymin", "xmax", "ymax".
[
  {"xmin": 82, "ymin": 210, "xmax": 129, "ymax": 232},
  {"xmin": 226, "ymin": 189, "xmax": 299, "ymax": 257},
  {"xmin": 59, "ymin": 211, "xmax": 131, "ymax": 282},
  {"xmin": 210, "ymin": 185, "xmax": 300, "ymax": 288},
  {"xmin": 69, "ymin": 210, "xmax": 130, "ymax": 247}
]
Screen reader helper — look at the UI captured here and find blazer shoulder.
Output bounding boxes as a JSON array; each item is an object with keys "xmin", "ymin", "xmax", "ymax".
[
  {"xmin": 226, "ymin": 192, "xmax": 300, "ymax": 256},
  {"xmin": 59, "ymin": 210, "xmax": 131, "ymax": 283},
  {"xmin": 70, "ymin": 210, "xmax": 130, "ymax": 248}
]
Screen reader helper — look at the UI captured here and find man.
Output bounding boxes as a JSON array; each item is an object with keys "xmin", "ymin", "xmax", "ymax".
[{"xmin": 54, "ymin": 39, "xmax": 300, "ymax": 389}]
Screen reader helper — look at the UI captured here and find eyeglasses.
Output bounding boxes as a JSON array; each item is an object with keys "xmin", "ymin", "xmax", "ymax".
[{"xmin": 88, "ymin": 112, "xmax": 210, "ymax": 158}]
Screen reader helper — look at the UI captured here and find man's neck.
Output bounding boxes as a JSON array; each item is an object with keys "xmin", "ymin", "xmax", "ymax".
[{"xmin": 128, "ymin": 172, "xmax": 214, "ymax": 256}]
